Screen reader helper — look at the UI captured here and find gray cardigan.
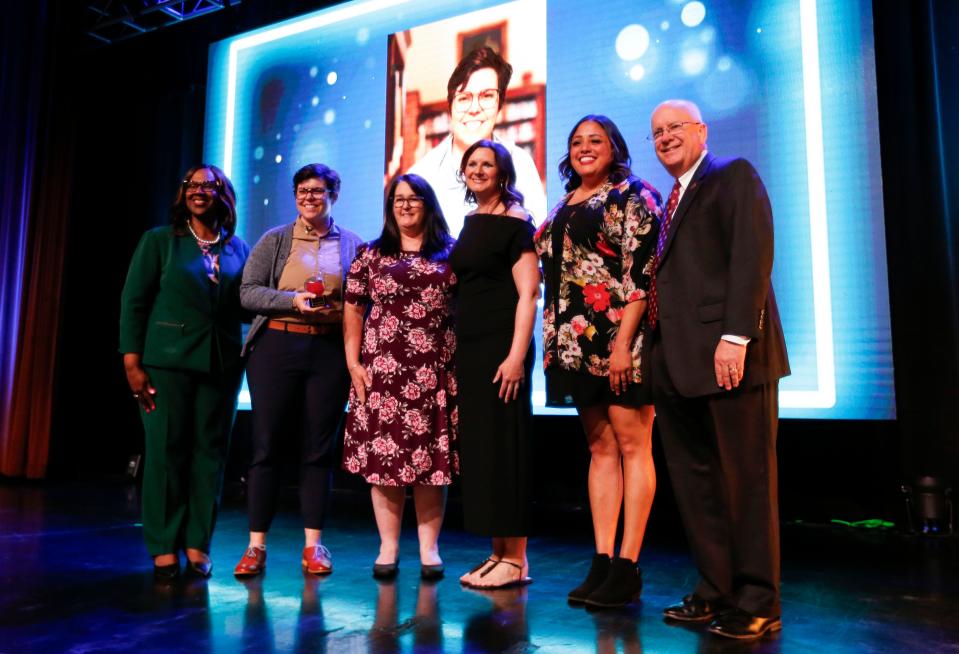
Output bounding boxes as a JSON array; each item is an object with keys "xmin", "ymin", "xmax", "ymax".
[{"xmin": 240, "ymin": 220, "xmax": 364, "ymax": 355}]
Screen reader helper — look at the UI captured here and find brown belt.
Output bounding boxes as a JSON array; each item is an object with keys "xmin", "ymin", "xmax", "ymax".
[{"xmin": 267, "ymin": 319, "xmax": 340, "ymax": 336}]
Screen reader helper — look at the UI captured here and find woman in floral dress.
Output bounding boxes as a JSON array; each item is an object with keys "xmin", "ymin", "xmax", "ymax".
[
  {"xmin": 534, "ymin": 115, "xmax": 661, "ymax": 608},
  {"xmin": 342, "ymin": 174, "xmax": 457, "ymax": 580}
]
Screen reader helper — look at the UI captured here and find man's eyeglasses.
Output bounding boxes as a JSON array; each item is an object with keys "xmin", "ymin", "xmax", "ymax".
[
  {"xmin": 393, "ymin": 196, "xmax": 424, "ymax": 207},
  {"xmin": 648, "ymin": 121, "xmax": 702, "ymax": 142},
  {"xmin": 183, "ymin": 180, "xmax": 220, "ymax": 192},
  {"xmin": 296, "ymin": 187, "xmax": 329, "ymax": 198},
  {"xmin": 452, "ymin": 89, "xmax": 500, "ymax": 113}
]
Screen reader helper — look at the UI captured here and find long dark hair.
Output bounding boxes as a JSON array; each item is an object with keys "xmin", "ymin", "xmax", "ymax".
[
  {"xmin": 458, "ymin": 139, "xmax": 525, "ymax": 211},
  {"xmin": 557, "ymin": 114, "xmax": 633, "ymax": 192},
  {"xmin": 171, "ymin": 164, "xmax": 237, "ymax": 242},
  {"xmin": 377, "ymin": 174, "xmax": 452, "ymax": 260}
]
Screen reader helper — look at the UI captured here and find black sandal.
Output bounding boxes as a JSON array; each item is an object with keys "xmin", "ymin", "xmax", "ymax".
[
  {"xmin": 459, "ymin": 557, "xmax": 499, "ymax": 585},
  {"xmin": 469, "ymin": 559, "xmax": 533, "ymax": 589}
]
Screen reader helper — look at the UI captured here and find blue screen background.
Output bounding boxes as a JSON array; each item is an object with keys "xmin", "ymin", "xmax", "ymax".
[{"xmin": 205, "ymin": 0, "xmax": 893, "ymax": 420}]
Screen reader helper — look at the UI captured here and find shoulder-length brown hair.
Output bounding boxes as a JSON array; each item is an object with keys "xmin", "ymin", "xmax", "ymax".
[
  {"xmin": 171, "ymin": 164, "xmax": 237, "ymax": 242},
  {"xmin": 458, "ymin": 139, "xmax": 526, "ymax": 213}
]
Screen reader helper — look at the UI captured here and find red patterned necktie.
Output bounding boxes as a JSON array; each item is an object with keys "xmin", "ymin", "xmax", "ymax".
[{"xmin": 647, "ymin": 179, "xmax": 681, "ymax": 328}]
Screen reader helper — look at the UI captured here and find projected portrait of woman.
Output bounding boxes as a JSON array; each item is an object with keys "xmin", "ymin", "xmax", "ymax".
[{"xmin": 384, "ymin": 1, "xmax": 547, "ymax": 234}]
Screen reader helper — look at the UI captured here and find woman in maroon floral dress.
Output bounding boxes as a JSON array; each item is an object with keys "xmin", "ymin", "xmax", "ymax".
[{"xmin": 342, "ymin": 174, "xmax": 457, "ymax": 580}]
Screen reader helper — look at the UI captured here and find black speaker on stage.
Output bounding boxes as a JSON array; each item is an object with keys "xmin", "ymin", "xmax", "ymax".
[{"xmin": 901, "ymin": 476, "xmax": 954, "ymax": 536}]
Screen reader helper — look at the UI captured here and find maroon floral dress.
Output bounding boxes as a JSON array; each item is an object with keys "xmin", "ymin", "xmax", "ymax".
[{"xmin": 342, "ymin": 244, "xmax": 458, "ymax": 486}]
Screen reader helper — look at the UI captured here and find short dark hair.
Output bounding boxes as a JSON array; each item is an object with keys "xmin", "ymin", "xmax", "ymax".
[
  {"xmin": 292, "ymin": 163, "xmax": 340, "ymax": 200},
  {"xmin": 171, "ymin": 164, "xmax": 237, "ymax": 242},
  {"xmin": 458, "ymin": 139, "xmax": 525, "ymax": 212},
  {"xmin": 378, "ymin": 174, "xmax": 453, "ymax": 261},
  {"xmin": 558, "ymin": 114, "xmax": 633, "ymax": 192},
  {"xmin": 446, "ymin": 47, "xmax": 512, "ymax": 111}
]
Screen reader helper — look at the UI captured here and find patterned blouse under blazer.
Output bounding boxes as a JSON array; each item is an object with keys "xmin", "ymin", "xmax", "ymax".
[{"xmin": 534, "ymin": 177, "xmax": 662, "ymax": 383}]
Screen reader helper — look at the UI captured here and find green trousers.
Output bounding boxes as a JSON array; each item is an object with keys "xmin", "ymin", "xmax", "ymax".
[{"xmin": 140, "ymin": 365, "xmax": 242, "ymax": 555}]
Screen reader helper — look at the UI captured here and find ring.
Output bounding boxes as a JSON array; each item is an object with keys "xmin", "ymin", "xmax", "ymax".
[{"xmin": 133, "ymin": 393, "xmax": 140, "ymax": 399}]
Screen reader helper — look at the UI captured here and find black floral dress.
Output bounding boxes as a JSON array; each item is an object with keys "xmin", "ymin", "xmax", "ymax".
[
  {"xmin": 342, "ymin": 244, "xmax": 458, "ymax": 486},
  {"xmin": 533, "ymin": 177, "xmax": 661, "ymax": 407}
]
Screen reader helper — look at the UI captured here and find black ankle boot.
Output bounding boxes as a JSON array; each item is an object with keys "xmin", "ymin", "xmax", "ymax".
[
  {"xmin": 568, "ymin": 553, "xmax": 611, "ymax": 603},
  {"xmin": 584, "ymin": 557, "xmax": 642, "ymax": 608}
]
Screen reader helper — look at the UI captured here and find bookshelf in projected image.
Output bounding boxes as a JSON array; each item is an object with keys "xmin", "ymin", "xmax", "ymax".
[{"xmin": 410, "ymin": 83, "xmax": 546, "ymax": 180}]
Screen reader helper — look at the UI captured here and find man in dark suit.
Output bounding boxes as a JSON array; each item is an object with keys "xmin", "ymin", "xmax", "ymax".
[{"xmin": 646, "ymin": 100, "xmax": 790, "ymax": 640}]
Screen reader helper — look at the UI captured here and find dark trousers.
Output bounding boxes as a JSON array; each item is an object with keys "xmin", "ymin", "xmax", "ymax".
[
  {"xmin": 141, "ymin": 365, "xmax": 242, "ymax": 555},
  {"xmin": 245, "ymin": 328, "xmax": 349, "ymax": 532},
  {"xmin": 650, "ymin": 331, "xmax": 781, "ymax": 616}
]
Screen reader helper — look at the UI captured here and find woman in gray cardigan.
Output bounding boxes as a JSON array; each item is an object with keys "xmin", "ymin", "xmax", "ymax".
[{"xmin": 233, "ymin": 163, "xmax": 364, "ymax": 577}]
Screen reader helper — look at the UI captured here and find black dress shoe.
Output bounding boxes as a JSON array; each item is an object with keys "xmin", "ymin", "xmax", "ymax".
[
  {"xmin": 583, "ymin": 557, "xmax": 642, "ymax": 608},
  {"xmin": 567, "ymin": 553, "xmax": 611, "ymax": 604},
  {"xmin": 420, "ymin": 563, "xmax": 445, "ymax": 580},
  {"xmin": 153, "ymin": 560, "xmax": 181, "ymax": 580},
  {"xmin": 372, "ymin": 560, "xmax": 399, "ymax": 580},
  {"xmin": 707, "ymin": 608, "xmax": 782, "ymax": 640},
  {"xmin": 187, "ymin": 559, "xmax": 213, "ymax": 578},
  {"xmin": 663, "ymin": 594, "xmax": 721, "ymax": 622}
]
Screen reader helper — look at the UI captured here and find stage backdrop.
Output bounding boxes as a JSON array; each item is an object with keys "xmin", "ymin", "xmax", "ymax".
[{"xmin": 204, "ymin": 0, "xmax": 893, "ymax": 420}]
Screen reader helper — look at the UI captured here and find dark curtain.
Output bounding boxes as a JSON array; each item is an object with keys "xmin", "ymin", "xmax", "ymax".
[
  {"xmin": 874, "ymin": 0, "xmax": 959, "ymax": 482},
  {"xmin": 48, "ymin": 23, "xmax": 211, "ymax": 478},
  {"xmin": 0, "ymin": 0, "xmax": 73, "ymax": 478}
]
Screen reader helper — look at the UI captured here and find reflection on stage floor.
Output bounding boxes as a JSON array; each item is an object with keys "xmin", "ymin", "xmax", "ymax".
[{"xmin": 1, "ymin": 482, "xmax": 956, "ymax": 653}]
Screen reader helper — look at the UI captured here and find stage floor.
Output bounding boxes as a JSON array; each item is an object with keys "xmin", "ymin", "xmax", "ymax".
[{"xmin": 1, "ymin": 481, "xmax": 956, "ymax": 653}]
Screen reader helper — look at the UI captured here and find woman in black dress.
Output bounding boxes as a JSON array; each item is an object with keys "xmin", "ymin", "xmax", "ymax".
[
  {"xmin": 533, "ymin": 115, "xmax": 661, "ymax": 607},
  {"xmin": 449, "ymin": 139, "xmax": 540, "ymax": 589}
]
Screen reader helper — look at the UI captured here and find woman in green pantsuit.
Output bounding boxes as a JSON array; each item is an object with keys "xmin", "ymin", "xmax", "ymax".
[{"xmin": 120, "ymin": 164, "xmax": 250, "ymax": 579}]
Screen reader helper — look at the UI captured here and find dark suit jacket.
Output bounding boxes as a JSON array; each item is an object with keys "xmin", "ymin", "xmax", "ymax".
[
  {"xmin": 119, "ymin": 225, "xmax": 250, "ymax": 373},
  {"xmin": 654, "ymin": 153, "xmax": 790, "ymax": 397}
]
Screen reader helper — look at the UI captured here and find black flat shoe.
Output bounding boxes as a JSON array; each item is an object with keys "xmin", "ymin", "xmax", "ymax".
[
  {"xmin": 420, "ymin": 563, "xmax": 445, "ymax": 580},
  {"xmin": 372, "ymin": 560, "xmax": 399, "ymax": 580},
  {"xmin": 153, "ymin": 560, "xmax": 181, "ymax": 580},
  {"xmin": 707, "ymin": 609, "xmax": 781, "ymax": 640},
  {"xmin": 187, "ymin": 559, "xmax": 213, "ymax": 578},
  {"xmin": 568, "ymin": 553, "xmax": 611, "ymax": 604},
  {"xmin": 663, "ymin": 594, "xmax": 721, "ymax": 623},
  {"xmin": 584, "ymin": 557, "xmax": 642, "ymax": 608}
]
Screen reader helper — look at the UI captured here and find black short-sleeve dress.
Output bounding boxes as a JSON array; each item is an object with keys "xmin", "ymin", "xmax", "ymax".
[{"xmin": 449, "ymin": 213, "xmax": 536, "ymax": 536}]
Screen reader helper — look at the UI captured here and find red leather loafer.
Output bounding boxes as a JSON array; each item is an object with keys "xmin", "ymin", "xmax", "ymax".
[
  {"xmin": 302, "ymin": 544, "xmax": 333, "ymax": 575},
  {"xmin": 234, "ymin": 546, "xmax": 267, "ymax": 577}
]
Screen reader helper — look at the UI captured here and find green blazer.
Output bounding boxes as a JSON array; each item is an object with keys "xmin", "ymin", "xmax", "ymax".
[{"xmin": 119, "ymin": 225, "xmax": 251, "ymax": 373}]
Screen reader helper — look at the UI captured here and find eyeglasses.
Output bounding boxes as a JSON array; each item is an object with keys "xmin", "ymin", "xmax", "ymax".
[
  {"xmin": 648, "ymin": 121, "xmax": 702, "ymax": 142},
  {"xmin": 183, "ymin": 180, "xmax": 220, "ymax": 192},
  {"xmin": 451, "ymin": 89, "xmax": 500, "ymax": 113},
  {"xmin": 296, "ymin": 187, "xmax": 329, "ymax": 198},
  {"xmin": 393, "ymin": 196, "xmax": 424, "ymax": 207}
]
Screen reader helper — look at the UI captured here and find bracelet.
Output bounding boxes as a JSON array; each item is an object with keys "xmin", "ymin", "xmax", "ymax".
[{"xmin": 349, "ymin": 362, "xmax": 362, "ymax": 371}]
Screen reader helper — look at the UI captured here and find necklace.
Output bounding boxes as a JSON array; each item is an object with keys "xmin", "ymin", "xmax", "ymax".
[{"xmin": 188, "ymin": 220, "xmax": 221, "ymax": 245}]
